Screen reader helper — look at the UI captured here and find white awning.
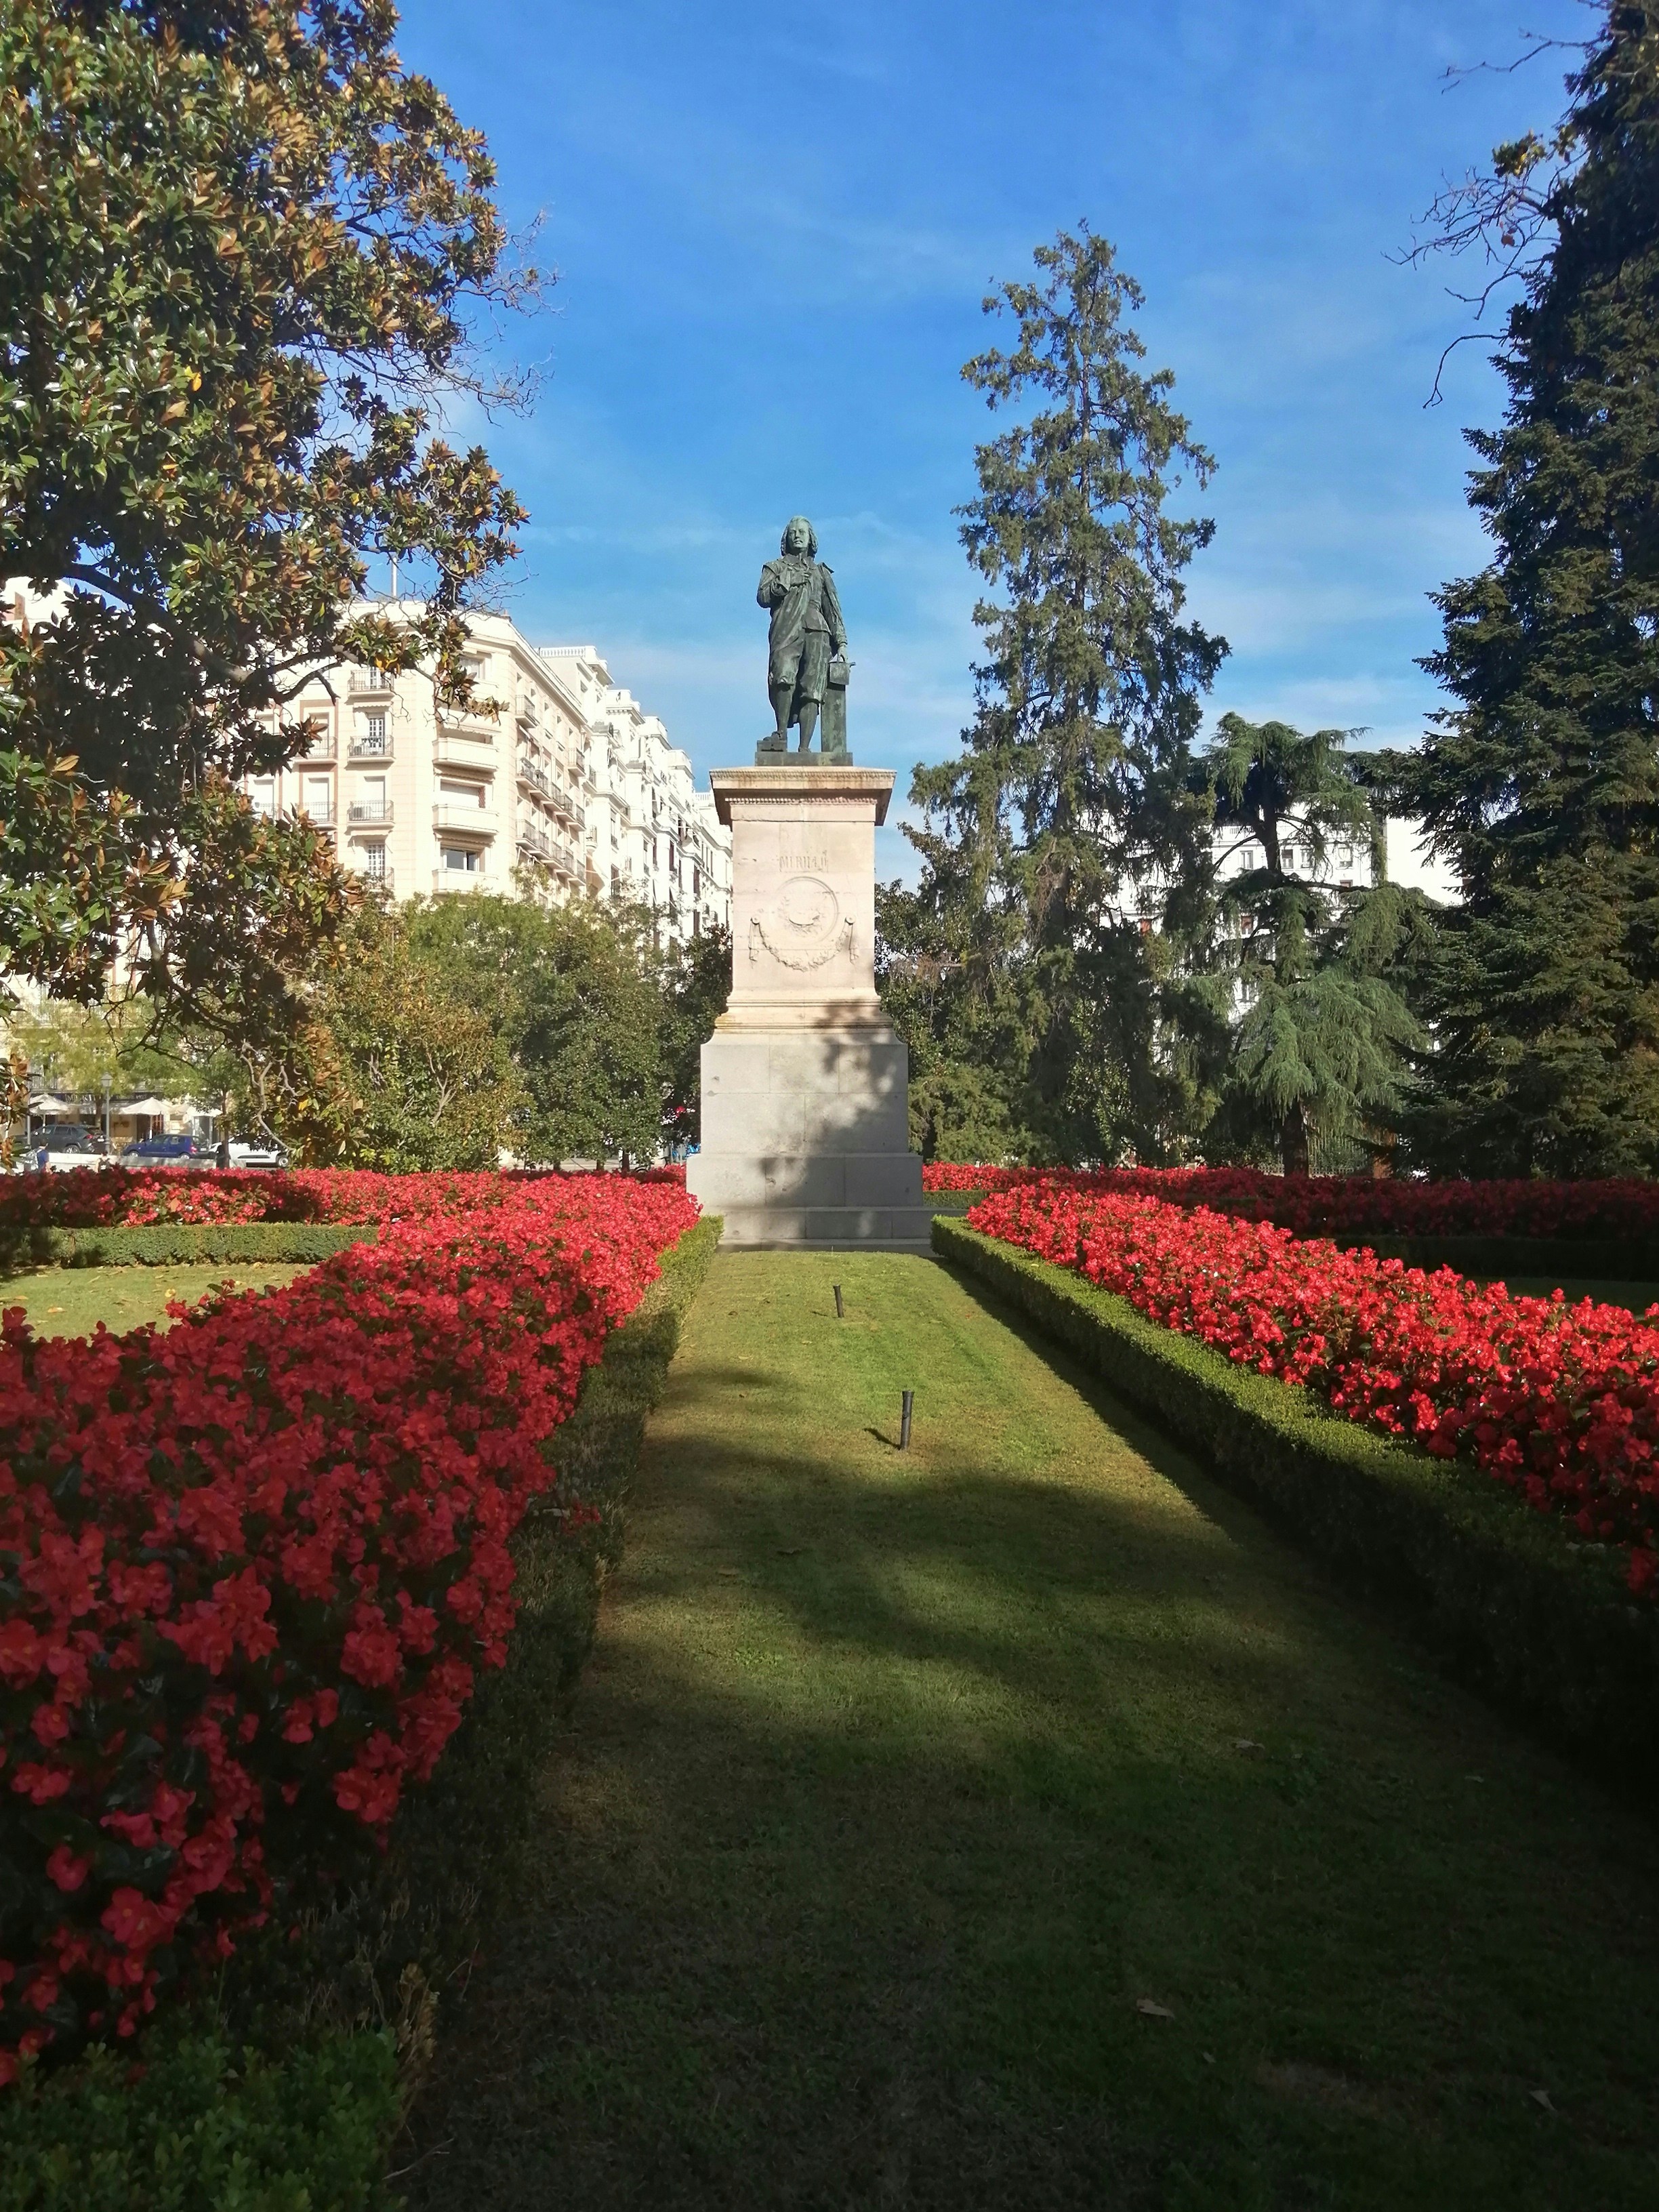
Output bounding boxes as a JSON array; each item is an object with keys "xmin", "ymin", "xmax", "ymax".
[{"xmin": 116, "ymin": 1095, "xmax": 176, "ymax": 1116}]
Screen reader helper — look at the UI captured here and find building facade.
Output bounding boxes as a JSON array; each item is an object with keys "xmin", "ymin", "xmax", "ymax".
[{"xmin": 246, "ymin": 603, "xmax": 731, "ymax": 946}]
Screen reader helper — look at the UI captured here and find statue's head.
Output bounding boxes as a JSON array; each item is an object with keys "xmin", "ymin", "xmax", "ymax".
[{"xmin": 780, "ymin": 514, "xmax": 817, "ymax": 558}]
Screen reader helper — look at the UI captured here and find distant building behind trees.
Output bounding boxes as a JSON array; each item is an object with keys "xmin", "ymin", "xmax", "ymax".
[{"xmin": 241, "ymin": 600, "xmax": 731, "ymax": 949}]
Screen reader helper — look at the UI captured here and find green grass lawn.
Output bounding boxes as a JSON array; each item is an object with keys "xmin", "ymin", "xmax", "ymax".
[
  {"xmin": 399, "ymin": 1248, "xmax": 1659, "ymax": 2211},
  {"xmin": 0, "ymin": 1261, "xmax": 308, "ymax": 1338}
]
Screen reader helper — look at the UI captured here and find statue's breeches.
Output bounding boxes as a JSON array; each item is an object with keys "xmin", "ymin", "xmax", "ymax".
[{"xmin": 773, "ymin": 628, "xmax": 832, "ymax": 710}]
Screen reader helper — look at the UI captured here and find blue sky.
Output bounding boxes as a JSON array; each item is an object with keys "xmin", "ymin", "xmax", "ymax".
[{"xmin": 395, "ymin": 0, "xmax": 1588, "ymax": 875}]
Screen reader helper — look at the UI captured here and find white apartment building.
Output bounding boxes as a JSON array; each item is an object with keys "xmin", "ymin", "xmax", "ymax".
[
  {"xmin": 1130, "ymin": 814, "xmax": 1458, "ymax": 933},
  {"xmin": 247, "ymin": 602, "xmax": 731, "ymax": 947},
  {"xmin": 535, "ymin": 645, "xmax": 732, "ymax": 944}
]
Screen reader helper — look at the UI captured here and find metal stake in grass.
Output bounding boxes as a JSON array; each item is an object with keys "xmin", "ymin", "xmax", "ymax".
[
  {"xmin": 899, "ymin": 1389, "xmax": 914, "ymax": 1451},
  {"xmin": 833, "ymin": 1283, "xmax": 844, "ymax": 1318}
]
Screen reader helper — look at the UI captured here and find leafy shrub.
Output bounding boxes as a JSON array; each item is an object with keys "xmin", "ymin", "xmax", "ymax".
[
  {"xmin": 0, "ymin": 1164, "xmax": 685, "ymax": 1234},
  {"xmin": 0, "ymin": 2025, "xmax": 396, "ymax": 2211},
  {"xmin": 0, "ymin": 1224, "xmax": 377, "ymax": 1273},
  {"xmin": 965, "ymin": 1182, "xmax": 1659, "ymax": 1593},
  {"xmin": 937, "ymin": 1218, "xmax": 1659, "ymax": 1798},
  {"xmin": 921, "ymin": 1160, "xmax": 1659, "ymax": 1243},
  {"xmin": 0, "ymin": 1173, "xmax": 697, "ymax": 2079}
]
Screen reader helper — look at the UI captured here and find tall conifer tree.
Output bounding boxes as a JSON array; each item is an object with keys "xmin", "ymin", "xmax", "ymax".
[
  {"xmin": 893, "ymin": 227, "xmax": 1225, "ymax": 1163},
  {"xmin": 1401, "ymin": 5, "xmax": 1659, "ymax": 1174}
]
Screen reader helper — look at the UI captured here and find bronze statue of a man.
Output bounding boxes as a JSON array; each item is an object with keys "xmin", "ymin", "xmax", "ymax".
[{"xmin": 756, "ymin": 516, "xmax": 849, "ymax": 760}]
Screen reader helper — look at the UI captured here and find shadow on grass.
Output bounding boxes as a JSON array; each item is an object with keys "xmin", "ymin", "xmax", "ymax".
[{"xmin": 396, "ymin": 1251, "xmax": 1659, "ymax": 2212}]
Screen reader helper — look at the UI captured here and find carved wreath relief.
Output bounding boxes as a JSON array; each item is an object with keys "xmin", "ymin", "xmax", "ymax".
[{"xmin": 749, "ymin": 872, "xmax": 855, "ymax": 969}]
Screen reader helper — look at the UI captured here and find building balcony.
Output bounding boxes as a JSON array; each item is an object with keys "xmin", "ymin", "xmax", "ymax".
[
  {"xmin": 432, "ymin": 865, "xmax": 487, "ymax": 894},
  {"xmin": 348, "ymin": 668, "xmax": 394, "ymax": 697},
  {"xmin": 434, "ymin": 727, "xmax": 496, "ymax": 771},
  {"xmin": 356, "ymin": 865, "xmax": 394, "ymax": 892},
  {"xmin": 517, "ymin": 821, "xmax": 581, "ymax": 877},
  {"xmin": 433, "ymin": 804, "xmax": 495, "ymax": 838},
  {"xmin": 348, "ymin": 731, "xmax": 392, "ymax": 760},
  {"xmin": 348, "ymin": 800, "xmax": 393, "ymax": 826},
  {"xmin": 516, "ymin": 757, "xmax": 551, "ymax": 798},
  {"xmin": 296, "ymin": 734, "xmax": 335, "ymax": 762},
  {"xmin": 296, "ymin": 802, "xmax": 336, "ymax": 827}
]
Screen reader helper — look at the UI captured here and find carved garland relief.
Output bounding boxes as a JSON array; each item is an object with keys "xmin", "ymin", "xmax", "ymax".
[{"xmin": 748, "ymin": 872, "xmax": 855, "ymax": 968}]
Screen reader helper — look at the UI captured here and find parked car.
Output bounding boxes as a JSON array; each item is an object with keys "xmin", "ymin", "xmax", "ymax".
[
  {"xmin": 118, "ymin": 1132, "xmax": 210, "ymax": 1170},
  {"xmin": 23, "ymin": 1125, "xmax": 110, "ymax": 1172},
  {"xmin": 226, "ymin": 1139, "xmax": 289, "ymax": 1170}
]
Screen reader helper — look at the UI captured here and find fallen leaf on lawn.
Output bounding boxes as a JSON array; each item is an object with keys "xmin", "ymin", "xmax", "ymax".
[
  {"xmin": 46, "ymin": 1306, "xmax": 62, "ymax": 1314},
  {"xmin": 1136, "ymin": 1999, "xmax": 1175, "ymax": 2020},
  {"xmin": 716, "ymin": 1567, "xmax": 742, "ymax": 1579},
  {"xmin": 1235, "ymin": 1738, "xmax": 1263, "ymax": 1753},
  {"xmin": 1530, "ymin": 2088, "xmax": 1556, "ymax": 2114},
  {"xmin": 775, "ymin": 1547, "xmax": 806, "ymax": 1557}
]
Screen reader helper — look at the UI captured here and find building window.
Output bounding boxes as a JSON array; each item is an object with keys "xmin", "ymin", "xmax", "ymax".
[
  {"xmin": 356, "ymin": 712, "xmax": 388, "ymax": 754},
  {"xmin": 438, "ymin": 777, "xmax": 485, "ymax": 808},
  {"xmin": 364, "ymin": 842, "xmax": 387, "ymax": 880},
  {"xmin": 251, "ymin": 779, "xmax": 276, "ymax": 817},
  {"xmin": 441, "ymin": 845, "xmax": 481, "ymax": 874}
]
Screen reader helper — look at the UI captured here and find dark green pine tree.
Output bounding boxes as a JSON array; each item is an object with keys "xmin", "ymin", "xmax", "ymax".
[
  {"xmin": 1198, "ymin": 714, "xmax": 1423, "ymax": 1176},
  {"xmin": 1402, "ymin": 4, "xmax": 1659, "ymax": 1175},
  {"xmin": 893, "ymin": 226, "xmax": 1226, "ymax": 1164}
]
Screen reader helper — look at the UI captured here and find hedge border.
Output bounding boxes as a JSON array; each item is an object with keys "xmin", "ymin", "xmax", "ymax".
[
  {"xmin": 0, "ymin": 1221, "xmax": 379, "ymax": 1273},
  {"xmin": 934, "ymin": 1216, "xmax": 1659, "ymax": 1800},
  {"xmin": 924, "ymin": 1195, "xmax": 1659, "ymax": 1284},
  {"xmin": 3, "ymin": 1216, "xmax": 719, "ymax": 2209},
  {"xmin": 217, "ymin": 1216, "xmax": 722, "ymax": 2110}
]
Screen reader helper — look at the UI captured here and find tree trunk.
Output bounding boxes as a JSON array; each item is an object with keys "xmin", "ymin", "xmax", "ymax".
[{"xmin": 1280, "ymin": 1099, "xmax": 1310, "ymax": 1179}]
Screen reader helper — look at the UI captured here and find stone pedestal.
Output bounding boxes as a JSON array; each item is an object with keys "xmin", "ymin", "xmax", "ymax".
[{"xmin": 686, "ymin": 765, "xmax": 930, "ymax": 1248}]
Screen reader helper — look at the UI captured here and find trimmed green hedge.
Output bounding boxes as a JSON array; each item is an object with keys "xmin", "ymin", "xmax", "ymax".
[
  {"xmin": 934, "ymin": 1218, "xmax": 1659, "ymax": 1798},
  {"xmin": 0, "ymin": 1222, "xmax": 377, "ymax": 1273},
  {"xmin": 2, "ymin": 1219, "xmax": 719, "ymax": 2205},
  {"xmin": 216, "ymin": 1217, "xmax": 722, "ymax": 2109},
  {"xmin": 0, "ymin": 2027, "xmax": 398, "ymax": 2212}
]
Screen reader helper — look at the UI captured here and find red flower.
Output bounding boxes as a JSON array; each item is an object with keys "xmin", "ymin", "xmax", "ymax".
[
  {"xmin": 967, "ymin": 1181, "xmax": 1659, "ymax": 1597},
  {"xmin": 0, "ymin": 1167, "xmax": 699, "ymax": 2078},
  {"xmin": 45, "ymin": 1847, "xmax": 89, "ymax": 1894}
]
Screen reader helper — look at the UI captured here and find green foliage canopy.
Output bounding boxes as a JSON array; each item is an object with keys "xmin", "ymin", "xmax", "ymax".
[
  {"xmin": 658, "ymin": 922, "xmax": 731, "ymax": 1149},
  {"xmin": 404, "ymin": 891, "xmax": 667, "ymax": 1164},
  {"xmin": 0, "ymin": 0, "xmax": 532, "ymax": 1039},
  {"xmin": 888, "ymin": 226, "xmax": 1225, "ymax": 1164},
  {"xmin": 1393, "ymin": 3, "xmax": 1659, "ymax": 1174},
  {"xmin": 1199, "ymin": 714, "xmax": 1423, "ymax": 1175}
]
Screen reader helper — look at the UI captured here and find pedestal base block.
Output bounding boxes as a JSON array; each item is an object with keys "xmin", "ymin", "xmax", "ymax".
[
  {"xmin": 687, "ymin": 762, "xmax": 928, "ymax": 1250},
  {"xmin": 688, "ymin": 1028, "xmax": 930, "ymax": 1248}
]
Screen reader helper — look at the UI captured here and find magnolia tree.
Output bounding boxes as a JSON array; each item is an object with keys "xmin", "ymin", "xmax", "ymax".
[{"xmin": 0, "ymin": 0, "xmax": 536, "ymax": 1048}]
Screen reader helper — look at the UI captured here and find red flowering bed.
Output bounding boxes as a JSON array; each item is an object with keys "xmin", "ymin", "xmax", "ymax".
[
  {"xmin": 0, "ymin": 1172, "xmax": 697, "ymax": 2082},
  {"xmin": 924, "ymin": 1161, "xmax": 1659, "ymax": 1244},
  {"xmin": 0, "ymin": 1163, "xmax": 685, "ymax": 1233},
  {"xmin": 967, "ymin": 1183, "xmax": 1659, "ymax": 1599}
]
